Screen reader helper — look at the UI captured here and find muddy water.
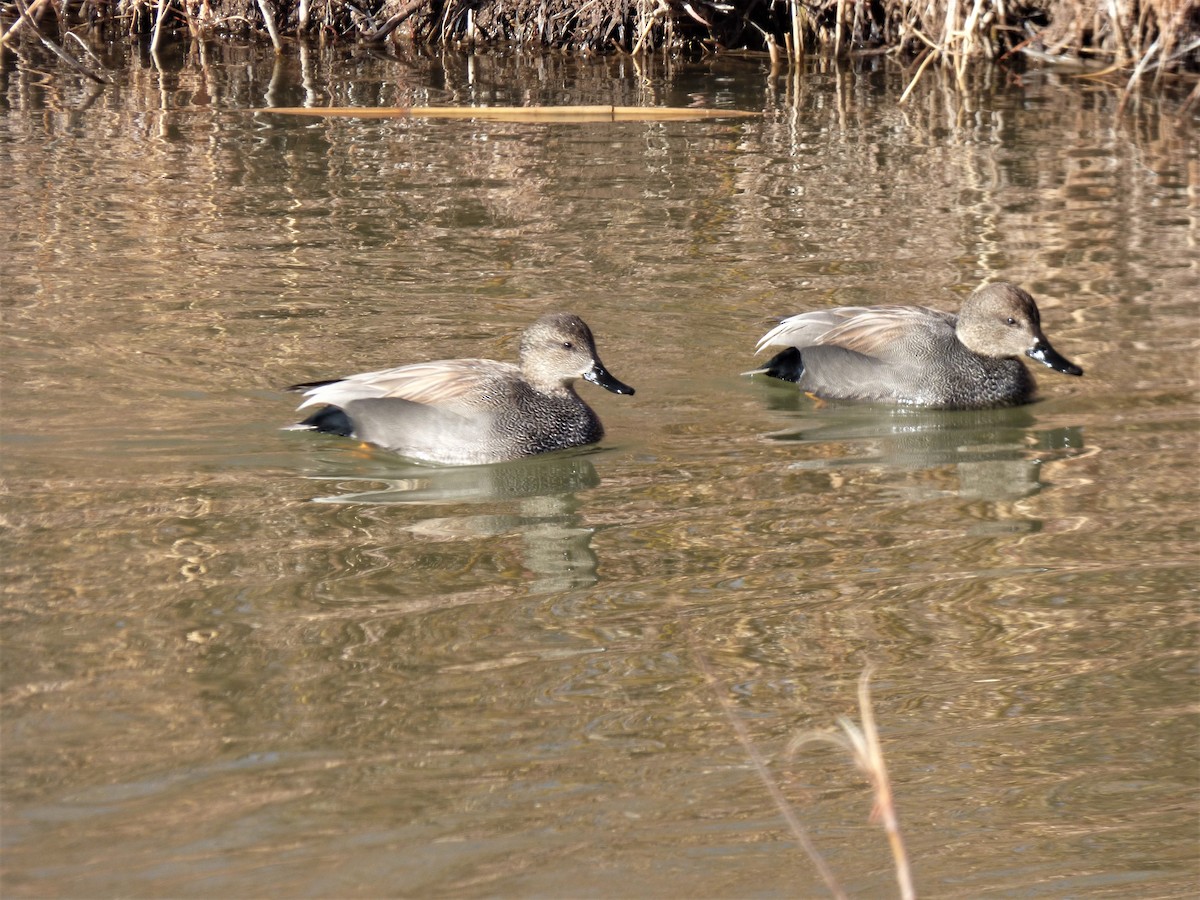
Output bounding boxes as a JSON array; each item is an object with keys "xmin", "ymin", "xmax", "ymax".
[{"xmin": 2, "ymin": 42, "xmax": 1197, "ymax": 897}]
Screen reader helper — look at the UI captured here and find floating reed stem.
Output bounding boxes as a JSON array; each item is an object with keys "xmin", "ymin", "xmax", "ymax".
[{"xmin": 259, "ymin": 104, "xmax": 759, "ymax": 120}]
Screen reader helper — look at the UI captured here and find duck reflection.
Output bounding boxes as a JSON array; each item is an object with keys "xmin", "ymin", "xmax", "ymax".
[
  {"xmin": 759, "ymin": 391, "xmax": 1086, "ymax": 501},
  {"xmin": 304, "ymin": 452, "xmax": 601, "ymax": 592}
]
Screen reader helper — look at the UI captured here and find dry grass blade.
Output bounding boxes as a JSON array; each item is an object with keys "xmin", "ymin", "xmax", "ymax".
[
  {"xmin": 9, "ymin": 0, "xmax": 110, "ymax": 83},
  {"xmin": 899, "ymin": 47, "xmax": 940, "ymax": 103},
  {"xmin": 255, "ymin": 0, "xmax": 283, "ymax": 52},
  {"xmin": 364, "ymin": 0, "xmax": 425, "ymax": 42},
  {"xmin": 631, "ymin": 0, "xmax": 667, "ymax": 54},
  {"xmin": 150, "ymin": 0, "xmax": 168, "ymax": 54},
  {"xmin": 258, "ymin": 105, "xmax": 759, "ymax": 121},
  {"xmin": 789, "ymin": 668, "xmax": 916, "ymax": 900},
  {"xmin": 0, "ymin": 0, "xmax": 49, "ymax": 47}
]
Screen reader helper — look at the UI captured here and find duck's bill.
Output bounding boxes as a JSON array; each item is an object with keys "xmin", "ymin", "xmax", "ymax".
[
  {"xmin": 1027, "ymin": 341, "xmax": 1084, "ymax": 376},
  {"xmin": 585, "ymin": 363, "xmax": 636, "ymax": 395}
]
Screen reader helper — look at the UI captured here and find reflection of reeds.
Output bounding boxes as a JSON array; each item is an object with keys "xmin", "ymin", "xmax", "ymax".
[{"xmin": 2, "ymin": 0, "xmax": 1195, "ymax": 92}]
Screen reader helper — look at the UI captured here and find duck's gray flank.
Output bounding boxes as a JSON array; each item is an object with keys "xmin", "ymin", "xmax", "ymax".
[
  {"xmin": 287, "ymin": 312, "xmax": 634, "ymax": 465},
  {"xmin": 751, "ymin": 281, "xmax": 1083, "ymax": 410}
]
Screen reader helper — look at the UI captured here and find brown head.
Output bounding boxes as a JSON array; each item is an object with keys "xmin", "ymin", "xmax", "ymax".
[
  {"xmin": 956, "ymin": 283, "xmax": 1083, "ymax": 376},
  {"xmin": 519, "ymin": 313, "xmax": 635, "ymax": 396}
]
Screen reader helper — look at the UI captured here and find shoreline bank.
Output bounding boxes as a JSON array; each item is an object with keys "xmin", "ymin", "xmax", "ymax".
[{"xmin": 2, "ymin": 0, "xmax": 1197, "ymax": 105}]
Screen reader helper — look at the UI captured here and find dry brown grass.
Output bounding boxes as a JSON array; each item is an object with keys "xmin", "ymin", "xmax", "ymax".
[{"xmin": 2, "ymin": 0, "xmax": 1197, "ymax": 97}]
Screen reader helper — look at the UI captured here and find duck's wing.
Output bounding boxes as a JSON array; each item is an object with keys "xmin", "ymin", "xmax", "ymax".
[
  {"xmin": 292, "ymin": 358, "xmax": 516, "ymax": 410},
  {"xmin": 756, "ymin": 306, "xmax": 957, "ymax": 360}
]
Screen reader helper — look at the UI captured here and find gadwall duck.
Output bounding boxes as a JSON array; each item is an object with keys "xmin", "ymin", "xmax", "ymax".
[
  {"xmin": 751, "ymin": 282, "xmax": 1083, "ymax": 409},
  {"xmin": 287, "ymin": 313, "xmax": 634, "ymax": 465}
]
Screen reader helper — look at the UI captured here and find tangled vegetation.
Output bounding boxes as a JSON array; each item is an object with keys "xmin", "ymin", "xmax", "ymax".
[{"xmin": 3, "ymin": 0, "xmax": 1198, "ymax": 100}]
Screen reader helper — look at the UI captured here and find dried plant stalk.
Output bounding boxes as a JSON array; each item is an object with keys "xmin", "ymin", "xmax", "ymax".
[
  {"xmin": 789, "ymin": 668, "xmax": 916, "ymax": 900},
  {"xmin": 259, "ymin": 104, "xmax": 759, "ymax": 120}
]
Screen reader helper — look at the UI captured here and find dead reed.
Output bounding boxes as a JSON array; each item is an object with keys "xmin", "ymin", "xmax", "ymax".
[
  {"xmin": 789, "ymin": 668, "xmax": 916, "ymax": 900},
  {"xmin": 693, "ymin": 639, "xmax": 913, "ymax": 897},
  {"xmin": 258, "ymin": 104, "xmax": 760, "ymax": 120}
]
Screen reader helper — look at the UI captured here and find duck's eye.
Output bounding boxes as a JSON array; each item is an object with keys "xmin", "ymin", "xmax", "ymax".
[
  {"xmin": 1006, "ymin": 317, "xmax": 1017, "ymax": 326},
  {"xmin": 562, "ymin": 341, "xmax": 574, "ymax": 350}
]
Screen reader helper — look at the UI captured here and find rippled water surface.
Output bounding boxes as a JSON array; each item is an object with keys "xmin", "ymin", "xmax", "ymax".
[{"xmin": 2, "ymin": 41, "xmax": 1197, "ymax": 897}]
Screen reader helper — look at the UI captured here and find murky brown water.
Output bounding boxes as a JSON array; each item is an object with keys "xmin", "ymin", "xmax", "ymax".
[{"xmin": 2, "ymin": 41, "xmax": 1197, "ymax": 898}]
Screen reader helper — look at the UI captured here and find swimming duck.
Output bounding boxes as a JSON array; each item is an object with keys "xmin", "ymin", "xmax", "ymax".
[
  {"xmin": 288, "ymin": 312, "xmax": 634, "ymax": 464},
  {"xmin": 751, "ymin": 282, "xmax": 1083, "ymax": 409}
]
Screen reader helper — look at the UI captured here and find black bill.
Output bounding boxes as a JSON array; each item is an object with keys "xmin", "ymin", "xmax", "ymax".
[
  {"xmin": 1027, "ymin": 340, "xmax": 1083, "ymax": 377},
  {"xmin": 585, "ymin": 362, "xmax": 636, "ymax": 395}
]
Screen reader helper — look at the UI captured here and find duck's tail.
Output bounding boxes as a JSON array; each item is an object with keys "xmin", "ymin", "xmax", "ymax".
[
  {"xmin": 743, "ymin": 347, "xmax": 806, "ymax": 383},
  {"xmin": 284, "ymin": 405, "xmax": 354, "ymax": 437}
]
